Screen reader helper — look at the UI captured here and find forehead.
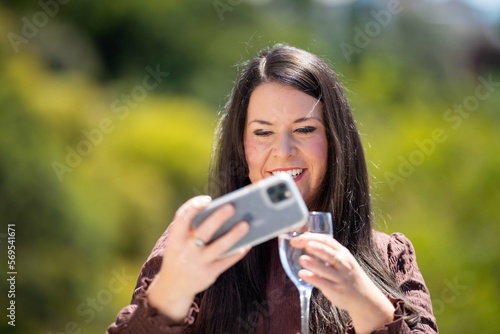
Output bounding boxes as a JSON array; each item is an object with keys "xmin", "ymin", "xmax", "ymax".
[{"xmin": 247, "ymin": 82, "xmax": 323, "ymax": 122}]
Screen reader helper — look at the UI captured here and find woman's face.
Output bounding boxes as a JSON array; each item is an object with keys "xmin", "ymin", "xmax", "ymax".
[{"xmin": 244, "ymin": 82, "xmax": 328, "ymax": 205}]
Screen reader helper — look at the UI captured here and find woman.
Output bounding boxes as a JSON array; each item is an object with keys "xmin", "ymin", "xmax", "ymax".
[{"xmin": 107, "ymin": 44, "xmax": 438, "ymax": 333}]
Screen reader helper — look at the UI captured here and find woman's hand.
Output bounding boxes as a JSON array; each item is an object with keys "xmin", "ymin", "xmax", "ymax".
[
  {"xmin": 290, "ymin": 233, "xmax": 395, "ymax": 334},
  {"xmin": 147, "ymin": 195, "xmax": 251, "ymax": 322}
]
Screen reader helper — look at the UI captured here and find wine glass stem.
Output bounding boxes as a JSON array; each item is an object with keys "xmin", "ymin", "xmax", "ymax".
[{"xmin": 299, "ymin": 288, "xmax": 313, "ymax": 334}]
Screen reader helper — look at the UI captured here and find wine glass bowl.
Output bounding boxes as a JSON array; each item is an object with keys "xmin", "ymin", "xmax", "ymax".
[
  {"xmin": 279, "ymin": 231, "xmax": 314, "ymax": 290},
  {"xmin": 278, "ymin": 212, "xmax": 333, "ymax": 334}
]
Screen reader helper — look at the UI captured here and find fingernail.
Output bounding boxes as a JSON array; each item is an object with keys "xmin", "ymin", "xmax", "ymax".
[
  {"xmin": 242, "ymin": 246, "xmax": 251, "ymax": 253},
  {"xmin": 235, "ymin": 246, "xmax": 250, "ymax": 255},
  {"xmin": 194, "ymin": 195, "xmax": 211, "ymax": 206}
]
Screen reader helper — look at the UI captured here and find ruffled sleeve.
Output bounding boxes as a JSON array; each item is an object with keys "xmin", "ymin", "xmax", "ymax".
[
  {"xmin": 106, "ymin": 277, "xmax": 199, "ymax": 334},
  {"xmin": 106, "ymin": 227, "xmax": 199, "ymax": 334},
  {"xmin": 369, "ymin": 231, "xmax": 439, "ymax": 333}
]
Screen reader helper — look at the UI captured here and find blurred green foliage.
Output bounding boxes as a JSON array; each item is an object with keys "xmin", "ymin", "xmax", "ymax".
[{"xmin": 0, "ymin": 1, "xmax": 499, "ymax": 333}]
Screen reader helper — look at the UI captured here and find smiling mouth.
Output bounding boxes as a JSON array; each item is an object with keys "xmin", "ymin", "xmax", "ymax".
[{"xmin": 271, "ymin": 169, "xmax": 304, "ymax": 179}]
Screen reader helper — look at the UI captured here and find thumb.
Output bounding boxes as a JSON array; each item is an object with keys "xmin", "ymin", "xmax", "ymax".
[{"xmin": 173, "ymin": 195, "xmax": 212, "ymax": 225}]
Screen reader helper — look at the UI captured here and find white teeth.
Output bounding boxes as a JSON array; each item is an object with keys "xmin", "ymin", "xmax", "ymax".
[{"xmin": 272, "ymin": 169, "xmax": 304, "ymax": 179}]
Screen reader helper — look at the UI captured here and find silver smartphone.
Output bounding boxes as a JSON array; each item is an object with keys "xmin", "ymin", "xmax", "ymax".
[{"xmin": 191, "ymin": 173, "xmax": 308, "ymax": 256}]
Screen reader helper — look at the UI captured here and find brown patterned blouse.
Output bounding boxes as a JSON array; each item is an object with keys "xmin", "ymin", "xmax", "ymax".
[{"xmin": 106, "ymin": 230, "xmax": 438, "ymax": 333}]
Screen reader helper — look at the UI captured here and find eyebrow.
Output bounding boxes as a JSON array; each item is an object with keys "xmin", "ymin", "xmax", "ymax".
[
  {"xmin": 293, "ymin": 116, "xmax": 322, "ymax": 124},
  {"xmin": 248, "ymin": 96, "xmax": 323, "ymax": 126},
  {"xmin": 248, "ymin": 116, "xmax": 322, "ymax": 126}
]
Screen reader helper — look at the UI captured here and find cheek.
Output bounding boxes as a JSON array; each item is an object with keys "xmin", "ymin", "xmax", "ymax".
[
  {"xmin": 307, "ymin": 138, "xmax": 328, "ymax": 178},
  {"xmin": 244, "ymin": 137, "xmax": 264, "ymax": 182}
]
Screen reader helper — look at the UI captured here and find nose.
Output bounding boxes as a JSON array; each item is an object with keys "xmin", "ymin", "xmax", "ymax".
[{"xmin": 272, "ymin": 133, "xmax": 297, "ymax": 158}]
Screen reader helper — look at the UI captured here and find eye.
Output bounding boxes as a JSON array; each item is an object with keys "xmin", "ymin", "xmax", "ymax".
[
  {"xmin": 295, "ymin": 126, "xmax": 316, "ymax": 134},
  {"xmin": 254, "ymin": 129, "xmax": 273, "ymax": 137}
]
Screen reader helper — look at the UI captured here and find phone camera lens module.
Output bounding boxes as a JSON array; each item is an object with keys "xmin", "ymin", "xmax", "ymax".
[{"xmin": 267, "ymin": 183, "xmax": 291, "ymax": 203}]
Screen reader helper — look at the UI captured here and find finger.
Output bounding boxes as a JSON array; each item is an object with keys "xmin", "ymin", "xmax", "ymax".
[
  {"xmin": 304, "ymin": 240, "xmax": 343, "ymax": 266},
  {"xmin": 210, "ymin": 246, "xmax": 251, "ymax": 274},
  {"xmin": 204, "ymin": 221, "xmax": 250, "ymax": 258},
  {"xmin": 298, "ymin": 269, "xmax": 336, "ymax": 292},
  {"xmin": 299, "ymin": 255, "xmax": 340, "ymax": 281},
  {"xmin": 290, "ymin": 233, "xmax": 341, "ymax": 249},
  {"xmin": 174, "ymin": 195, "xmax": 212, "ymax": 226},
  {"xmin": 192, "ymin": 204, "xmax": 236, "ymax": 242}
]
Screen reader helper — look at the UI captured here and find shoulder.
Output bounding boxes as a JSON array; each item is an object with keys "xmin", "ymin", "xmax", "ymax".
[
  {"xmin": 371, "ymin": 230, "xmax": 417, "ymax": 275},
  {"xmin": 372, "ymin": 230, "xmax": 415, "ymax": 253},
  {"xmin": 135, "ymin": 226, "xmax": 172, "ymax": 283}
]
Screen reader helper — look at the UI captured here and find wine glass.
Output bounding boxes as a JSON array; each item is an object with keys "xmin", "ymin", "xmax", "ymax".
[{"xmin": 278, "ymin": 211, "xmax": 333, "ymax": 334}]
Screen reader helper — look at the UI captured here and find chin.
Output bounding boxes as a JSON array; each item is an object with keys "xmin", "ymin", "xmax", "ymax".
[{"xmin": 300, "ymin": 193, "xmax": 312, "ymax": 206}]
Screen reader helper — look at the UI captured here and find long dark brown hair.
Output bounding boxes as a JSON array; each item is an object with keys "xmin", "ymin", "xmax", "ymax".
[{"xmin": 195, "ymin": 44, "xmax": 419, "ymax": 333}]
